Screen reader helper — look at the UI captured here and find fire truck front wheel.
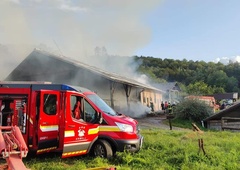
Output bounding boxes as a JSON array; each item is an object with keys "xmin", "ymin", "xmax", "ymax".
[{"xmin": 92, "ymin": 139, "xmax": 113, "ymax": 158}]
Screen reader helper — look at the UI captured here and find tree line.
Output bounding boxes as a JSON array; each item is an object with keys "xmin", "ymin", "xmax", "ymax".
[{"xmin": 134, "ymin": 56, "xmax": 240, "ymax": 95}]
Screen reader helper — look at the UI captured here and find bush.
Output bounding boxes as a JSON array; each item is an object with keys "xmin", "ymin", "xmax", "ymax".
[{"xmin": 173, "ymin": 98, "xmax": 213, "ymax": 122}]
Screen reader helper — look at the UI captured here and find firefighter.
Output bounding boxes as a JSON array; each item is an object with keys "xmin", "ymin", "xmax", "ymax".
[
  {"xmin": 168, "ymin": 102, "xmax": 172, "ymax": 114},
  {"xmin": 73, "ymin": 101, "xmax": 81, "ymax": 119}
]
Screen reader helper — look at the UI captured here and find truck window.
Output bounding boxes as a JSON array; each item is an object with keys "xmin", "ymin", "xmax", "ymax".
[
  {"xmin": 84, "ymin": 100, "xmax": 98, "ymax": 123},
  {"xmin": 70, "ymin": 95, "xmax": 97, "ymax": 123},
  {"xmin": 44, "ymin": 94, "xmax": 57, "ymax": 115},
  {"xmin": 1, "ymin": 100, "xmax": 13, "ymax": 126},
  {"xmin": 87, "ymin": 94, "xmax": 117, "ymax": 116},
  {"xmin": 71, "ymin": 96, "xmax": 83, "ymax": 120}
]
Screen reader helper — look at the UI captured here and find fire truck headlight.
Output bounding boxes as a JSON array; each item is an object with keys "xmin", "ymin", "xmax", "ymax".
[{"xmin": 115, "ymin": 122, "xmax": 133, "ymax": 133}]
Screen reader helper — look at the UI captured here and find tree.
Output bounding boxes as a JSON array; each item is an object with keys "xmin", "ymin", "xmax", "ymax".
[
  {"xmin": 225, "ymin": 76, "xmax": 238, "ymax": 92},
  {"xmin": 206, "ymin": 70, "xmax": 228, "ymax": 89},
  {"xmin": 186, "ymin": 81, "xmax": 212, "ymax": 95},
  {"xmin": 212, "ymin": 86, "xmax": 225, "ymax": 94}
]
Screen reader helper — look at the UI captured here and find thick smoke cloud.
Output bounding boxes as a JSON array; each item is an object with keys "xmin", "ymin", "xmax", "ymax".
[{"xmin": 0, "ymin": 0, "xmax": 161, "ymax": 80}]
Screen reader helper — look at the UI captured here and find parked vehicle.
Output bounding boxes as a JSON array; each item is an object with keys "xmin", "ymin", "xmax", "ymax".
[{"xmin": 0, "ymin": 81, "xmax": 143, "ymax": 160}]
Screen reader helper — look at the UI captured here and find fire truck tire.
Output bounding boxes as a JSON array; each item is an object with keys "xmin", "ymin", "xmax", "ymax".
[{"xmin": 92, "ymin": 139, "xmax": 113, "ymax": 158}]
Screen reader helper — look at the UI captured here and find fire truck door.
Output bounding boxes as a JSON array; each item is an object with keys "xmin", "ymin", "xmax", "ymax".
[
  {"xmin": 62, "ymin": 94, "xmax": 99, "ymax": 158},
  {"xmin": 37, "ymin": 90, "xmax": 60, "ymax": 153}
]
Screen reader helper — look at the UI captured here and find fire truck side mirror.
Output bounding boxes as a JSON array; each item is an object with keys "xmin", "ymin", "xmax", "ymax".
[{"xmin": 98, "ymin": 112, "xmax": 103, "ymax": 124}]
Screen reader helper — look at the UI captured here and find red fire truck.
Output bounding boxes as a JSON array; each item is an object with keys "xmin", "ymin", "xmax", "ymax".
[{"xmin": 0, "ymin": 81, "xmax": 143, "ymax": 160}]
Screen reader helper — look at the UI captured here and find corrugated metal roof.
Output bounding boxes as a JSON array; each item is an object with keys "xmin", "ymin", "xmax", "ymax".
[{"xmin": 33, "ymin": 48, "xmax": 163, "ymax": 93}]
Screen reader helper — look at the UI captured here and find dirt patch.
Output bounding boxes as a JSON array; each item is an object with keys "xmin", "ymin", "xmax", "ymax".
[
  {"xmin": 136, "ymin": 115, "xmax": 169, "ymax": 130},
  {"xmin": 136, "ymin": 114, "xmax": 187, "ymax": 131}
]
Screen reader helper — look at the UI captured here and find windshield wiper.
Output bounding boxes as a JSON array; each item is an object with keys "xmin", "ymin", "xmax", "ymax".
[{"xmin": 116, "ymin": 112, "xmax": 122, "ymax": 116}]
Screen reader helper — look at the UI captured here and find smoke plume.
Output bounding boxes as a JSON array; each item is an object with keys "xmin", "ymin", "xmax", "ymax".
[{"xmin": 0, "ymin": 0, "xmax": 161, "ymax": 80}]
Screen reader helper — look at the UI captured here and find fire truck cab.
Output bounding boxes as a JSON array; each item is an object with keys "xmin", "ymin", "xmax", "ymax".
[
  {"xmin": 82, "ymin": 90, "xmax": 143, "ymax": 157},
  {"xmin": 0, "ymin": 82, "xmax": 100, "ymax": 158},
  {"xmin": 0, "ymin": 81, "xmax": 143, "ymax": 159}
]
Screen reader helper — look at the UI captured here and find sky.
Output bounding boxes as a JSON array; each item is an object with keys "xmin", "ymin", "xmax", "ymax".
[
  {"xmin": 136, "ymin": 0, "xmax": 240, "ymax": 63},
  {"xmin": 1, "ymin": 0, "xmax": 240, "ymax": 79}
]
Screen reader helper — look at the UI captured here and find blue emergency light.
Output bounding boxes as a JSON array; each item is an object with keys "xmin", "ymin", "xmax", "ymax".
[{"xmin": 61, "ymin": 84, "xmax": 77, "ymax": 91}]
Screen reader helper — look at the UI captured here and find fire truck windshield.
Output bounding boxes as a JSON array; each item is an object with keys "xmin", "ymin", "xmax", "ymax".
[{"xmin": 86, "ymin": 94, "xmax": 117, "ymax": 116}]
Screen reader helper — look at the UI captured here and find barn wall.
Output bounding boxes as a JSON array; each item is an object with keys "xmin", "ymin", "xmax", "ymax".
[
  {"xmin": 207, "ymin": 119, "xmax": 240, "ymax": 132},
  {"xmin": 111, "ymin": 85, "xmax": 149, "ymax": 118},
  {"xmin": 207, "ymin": 120, "xmax": 222, "ymax": 130},
  {"xmin": 140, "ymin": 90, "xmax": 163, "ymax": 112}
]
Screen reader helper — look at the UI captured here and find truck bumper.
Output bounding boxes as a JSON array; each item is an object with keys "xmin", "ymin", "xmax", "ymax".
[{"xmin": 115, "ymin": 135, "xmax": 143, "ymax": 153}]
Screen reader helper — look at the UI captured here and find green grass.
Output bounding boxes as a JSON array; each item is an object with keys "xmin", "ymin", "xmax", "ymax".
[
  {"xmin": 22, "ymin": 128, "xmax": 240, "ymax": 170},
  {"xmin": 163, "ymin": 117, "xmax": 207, "ymax": 131}
]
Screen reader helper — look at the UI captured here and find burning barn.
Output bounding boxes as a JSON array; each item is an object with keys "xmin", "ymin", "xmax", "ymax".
[{"xmin": 4, "ymin": 48, "xmax": 163, "ymax": 117}]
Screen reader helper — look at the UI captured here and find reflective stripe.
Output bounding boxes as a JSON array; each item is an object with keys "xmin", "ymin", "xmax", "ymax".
[
  {"xmin": 63, "ymin": 142, "xmax": 90, "ymax": 153},
  {"xmin": 64, "ymin": 130, "xmax": 75, "ymax": 137},
  {"xmin": 64, "ymin": 142, "xmax": 89, "ymax": 147},
  {"xmin": 37, "ymin": 146, "xmax": 57, "ymax": 153},
  {"xmin": 29, "ymin": 118, "xmax": 33, "ymax": 125},
  {"xmin": 88, "ymin": 127, "xmax": 99, "ymax": 135},
  {"xmin": 62, "ymin": 150, "xmax": 87, "ymax": 157},
  {"xmin": 40, "ymin": 125, "xmax": 58, "ymax": 132},
  {"xmin": 65, "ymin": 127, "xmax": 99, "ymax": 137},
  {"xmin": 99, "ymin": 126, "xmax": 120, "ymax": 132}
]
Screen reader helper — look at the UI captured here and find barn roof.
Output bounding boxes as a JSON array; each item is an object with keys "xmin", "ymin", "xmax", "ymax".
[
  {"xmin": 5, "ymin": 48, "xmax": 163, "ymax": 93},
  {"xmin": 213, "ymin": 93, "xmax": 238, "ymax": 100},
  {"xmin": 203, "ymin": 102, "xmax": 240, "ymax": 121}
]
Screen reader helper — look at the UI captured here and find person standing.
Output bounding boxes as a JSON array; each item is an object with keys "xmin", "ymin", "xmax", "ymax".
[
  {"xmin": 150, "ymin": 102, "xmax": 154, "ymax": 112},
  {"xmin": 161, "ymin": 101, "xmax": 165, "ymax": 113},
  {"xmin": 164, "ymin": 101, "xmax": 169, "ymax": 113}
]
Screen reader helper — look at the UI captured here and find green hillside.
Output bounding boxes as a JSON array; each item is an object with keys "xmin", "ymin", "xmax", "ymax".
[{"xmin": 134, "ymin": 56, "xmax": 240, "ymax": 95}]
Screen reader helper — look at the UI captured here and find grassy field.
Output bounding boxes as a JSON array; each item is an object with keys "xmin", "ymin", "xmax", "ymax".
[{"xmin": 23, "ymin": 127, "xmax": 240, "ymax": 170}]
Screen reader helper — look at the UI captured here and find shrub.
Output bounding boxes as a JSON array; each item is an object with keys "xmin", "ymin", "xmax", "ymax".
[{"xmin": 173, "ymin": 98, "xmax": 213, "ymax": 122}]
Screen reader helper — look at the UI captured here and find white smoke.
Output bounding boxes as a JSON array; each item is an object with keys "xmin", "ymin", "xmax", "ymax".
[
  {"xmin": 0, "ymin": 0, "xmax": 162, "ymax": 80},
  {"xmin": 135, "ymin": 74, "xmax": 150, "ymax": 84},
  {"xmin": 115, "ymin": 101, "xmax": 151, "ymax": 118}
]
